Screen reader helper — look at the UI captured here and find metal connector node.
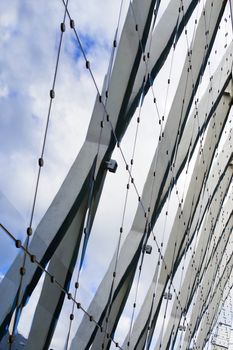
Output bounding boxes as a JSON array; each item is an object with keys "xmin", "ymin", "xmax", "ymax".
[
  {"xmin": 144, "ymin": 245, "xmax": 152, "ymax": 254},
  {"xmin": 105, "ymin": 159, "xmax": 118, "ymax": 173}
]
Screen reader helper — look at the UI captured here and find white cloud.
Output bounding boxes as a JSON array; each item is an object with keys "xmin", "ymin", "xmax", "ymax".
[
  {"xmin": 0, "ymin": 0, "xmax": 129, "ymax": 347},
  {"xmin": 0, "ymin": 0, "xmax": 232, "ymax": 349}
]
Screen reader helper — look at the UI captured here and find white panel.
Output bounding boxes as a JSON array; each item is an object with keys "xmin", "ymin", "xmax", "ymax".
[
  {"xmin": 71, "ymin": 1, "xmax": 229, "ymax": 348},
  {"xmin": 154, "ymin": 166, "xmax": 233, "ymax": 350},
  {"xmin": 0, "ymin": 0, "xmax": 157, "ymax": 337}
]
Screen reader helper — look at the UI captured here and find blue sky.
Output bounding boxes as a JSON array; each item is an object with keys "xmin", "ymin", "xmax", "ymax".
[
  {"xmin": 0, "ymin": 0, "xmax": 132, "ymax": 346},
  {"xmin": 0, "ymin": 1, "xmax": 233, "ymax": 349}
]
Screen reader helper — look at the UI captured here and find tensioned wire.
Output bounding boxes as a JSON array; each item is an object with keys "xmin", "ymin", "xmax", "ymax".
[
  {"xmin": 178, "ymin": 0, "xmax": 204, "ymax": 201},
  {"xmin": 194, "ymin": 276, "xmax": 232, "ymax": 349},
  {"xmin": 185, "ymin": 193, "xmax": 233, "ymax": 348},
  {"xmin": 117, "ymin": 1, "xmax": 228, "ymax": 348},
  {"xmin": 203, "ymin": 206, "xmax": 233, "ymax": 289},
  {"xmin": 10, "ymin": 0, "xmax": 226, "ymax": 348},
  {"xmin": 7, "ymin": 1, "xmax": 70, "ymax": 348},
  {"xmin": 185, "ymin": 192, "xmax": 232, "ymax": 346},
  {"xmin": 59, "ymin": 0, "xmax": 205, "ymax": 251},
  {"xmin": 0, "ymin": 1, "xmax": 230, "ymax": 348},
  {"xmin": 207, "ymin": 278, "xmax": 233, "ymax": 347},
  {"xmin": 144, "ymin": 1, "xmax": 213, "ymax": 348},
  {"xmin": 156, "ymin": 0, "xmax": 203, "ymax": 270},
  {"xmin": 166, "ymin": 22, "xmax": 212, "ymax": 347},
  {"xmin": 41, "ymin": 2, "xmax": 232, "ymax": 348},
  {"xmin": 192, "ymin": 227, "xmax": 233, "ymax": 350},
  {"xmin": 0, "ymin": 223, "xmax": 125, "ymax": 350},
  {"xmin": 21, "ymin": 2, "xmax": 198, "ymax": 348},
  {"xmin": 116, "ymin": 3, "xmax": 166, "ymax": 348},
  {"xmin": 59, "ymin": 0, "xmax": 149, "ymax": 220},
  {"xmin": 216, "ymin": 2, "xmax": 233, "ymax": 99},
  {"xmin": 1, "ymin": 131, "xmax": 229, "ymax": 350},
  {"xmin": 175, "ymin": 185, "xmax": 229, "ymax": 349},
  {"xmin": 163, "ymin": 5, "xmax": 217, "ymax": 343},
  {"xmin": 201, "ymin": 200, "xmax": 233, "ymax": 293},
  {"xmin": 158, "ymin": 3, "xmax": 233, "ymax": 347},
  {"xmin": 185, "ymin": 137, "xmax": 233, "ymax": 344},
  {"xmin": 171, "ymin": 0, "xmax": 220, "ymax": 180},
  {"xmin": 61, "ymin": 0, "xmax": 230, "ymax": 298},
  {"xmin": 171, "ymin": 0, "xmax": 204, "ymax": 171},
  {"xmin": 200, "ymin": 207, "xmax": 233, "ymax": 312},
  {"xmin": 61, "ymin": 0, "xmax": 166, "ymax": 347},
  {"xmin": 0, "ymin": 213, "xmax": 231, "ymax": 348},
  {"xmin": 176, "ymin": 126, "xmax": 233, "ymax": 347},
  {"xmin": 172, "ymin": 118, "xmax": 223, "ymax": 349},
  {"xmin": 102, "ymin": 93, "xmax": 147, "ymax": 348},
  {"xmin": 147, "ymin": 6, "xmax": 232, "ymax": 350},
  {"xmin": 145, "ymin": 0, "xmax": 209, "ymax": 242},
  {"xmin": 208, "ymin": 281, "xmax": 233, "ymax": 347},
  {"xmin": 133, "ymin": 2, "xmax": 188, "ymax": 217},
  {"xmin": 191, "ymin": 71, "xmax": 233, "ymax": 318},
  {"xmin": 115, "ymin": 1, "xmax": 193, "ymax": 346},
  {"xmin": 101, "ymin": 3, "xmax": 164, "ymax": 346},
  {"xmin": 0, "ymin": 1, "xmax": 164, "ymax": 347},
  {"xmin": 148, "ymin": 0, "xmax": 187, "ymax": 250},
  {"xmin": 209, "ymin": 293, "xmax": 231, "ymax": 347},
  {"xmin": 141, "ymin": 10, "xmax": 203, "ymax": 340},
  {"xmin": 118, "ymin": 0, "xmax": 211, "ymax": 346},
  {"xmin": 62, "ymin": 1, "xmax": 127, "ymax": 349},
  {"xmin": 130, "ymin": 0, "xmax": 202, "ymax": 255},
  {"xmin": 100, "ymin": 4, "xmax": 189, "ymax": 344},
  {"xmin": 1, "ymin": 217, "xmax": 232, "ymax": 350}
]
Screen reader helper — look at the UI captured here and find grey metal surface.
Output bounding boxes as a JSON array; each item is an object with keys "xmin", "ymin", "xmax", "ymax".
[
  {"xmin": 0, "ymin": 0, "xmax": 232, "ymax": 349},
  {"xmin": 71, "ymin": 1, "xmax": 229, "ymax": 349}
]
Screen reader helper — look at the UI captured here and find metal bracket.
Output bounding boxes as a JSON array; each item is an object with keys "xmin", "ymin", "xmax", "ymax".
[{"xmin": 105, "ymin": 159, "xmax": 118, "ymax": 173}]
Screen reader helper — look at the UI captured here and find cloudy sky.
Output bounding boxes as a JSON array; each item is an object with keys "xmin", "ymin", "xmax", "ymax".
[
  {"xmin": 0, "ymin": 0, "xmax": 150, "ymax": 347},
  {"xmin": 0, "ymin": 0, "xmax": 233, "ymax": 349}
]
